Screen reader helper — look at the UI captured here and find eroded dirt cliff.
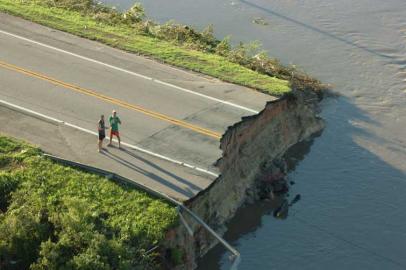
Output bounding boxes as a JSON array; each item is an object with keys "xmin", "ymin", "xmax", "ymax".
[{"xmin": 163, "ymin": 90, "xmax": 324, "ymax": 269}]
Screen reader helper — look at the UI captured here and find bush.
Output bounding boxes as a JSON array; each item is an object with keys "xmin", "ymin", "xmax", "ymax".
[
  {"xmin": 169, "ymin": 247, "xmax": 184, "ymax": 266},
  {"xmin": 122, "ymin": 3, "xmax": 145, "ymax": 24},
  {"xmin": 0, "ymin": 136, "xmax": 21, "ymax": 153},
  {"xmin": 0, "ymin": 196, "xmax": 52, "ymax": 270},
  {"xmin": 215, "ymin": 36, "xmax": 231, "ymax": 56},
  {"xmin": 0, "ymin": 173, "xmax": 21, "ymax": 211},
  {"xmin": 0, "ymin": 136, "xmax": 178, "ymax": 270},
  {"xmin": 43, "ymin": 0, "xmax": 94, "ymax": 12}
]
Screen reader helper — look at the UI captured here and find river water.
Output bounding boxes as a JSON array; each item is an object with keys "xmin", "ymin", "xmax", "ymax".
[{"xmin": 104, "ymin": 0, "xmax": 406, "ymax": 269}]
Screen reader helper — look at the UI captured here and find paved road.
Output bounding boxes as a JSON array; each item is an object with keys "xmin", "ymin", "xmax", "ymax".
[
  {"xmin": 1, "ymin": 105, "xmax": 216, "ymax": 201},
  {"xmin": 0, "ymin": 12, "xmax": 275, "ymax": 200}
]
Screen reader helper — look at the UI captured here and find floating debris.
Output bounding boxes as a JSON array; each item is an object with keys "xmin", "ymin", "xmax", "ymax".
[
  {"xmin": 252, "ymin": 17, "xmax": 269, "ymax": 26},
  {"xmin": 289, "ymin": 194, "xmax": 301, "ymax": 206}
]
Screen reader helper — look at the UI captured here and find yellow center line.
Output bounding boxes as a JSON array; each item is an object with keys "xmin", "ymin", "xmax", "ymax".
[{"xmin": 0, "ymin": 60, "xmax": 222, "ymax": 139}]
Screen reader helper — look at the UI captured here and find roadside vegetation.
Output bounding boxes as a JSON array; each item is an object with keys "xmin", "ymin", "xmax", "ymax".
[
  {"xmin": 0, "ymin": 0, "xmax": 327, "ymax": 96},
  {"xmin": 0, "ymin": 135, "xmax": 178, "ymax": 270}
]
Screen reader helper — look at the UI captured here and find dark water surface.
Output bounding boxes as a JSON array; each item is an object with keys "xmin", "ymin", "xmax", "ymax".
[{"xmin": 103, "ymin": 0, "xmax": 406, "ymax": 269}]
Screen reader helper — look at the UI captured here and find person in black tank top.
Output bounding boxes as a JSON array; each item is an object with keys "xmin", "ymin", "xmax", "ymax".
[{"xmin": 98, "ymin": 115, "xmax": 106, "ymax": 152}]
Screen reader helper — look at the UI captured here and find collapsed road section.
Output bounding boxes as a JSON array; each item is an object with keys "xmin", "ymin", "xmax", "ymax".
[
  {"xmin": 0, "ymin": 11, "xmax": 325, "ymax": 269},
  {"xmin": 163, "ymin": 89, "xmax": 324, "ymax": 268}
]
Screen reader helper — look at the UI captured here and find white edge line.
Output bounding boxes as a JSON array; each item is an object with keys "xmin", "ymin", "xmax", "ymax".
[
  {"xmin": 154, "ymin": 79, "xmax": 259, "ymax": 113},
  {"xmin": 0, "ymin": 99, "xmax": 64, "ymax": 124},
  {"xmin": 0, "ymin": 99, "xmax": 219, "ymax": 178},
  {"xmin": 0, "ymin": 29, "xmax": 259, "ymax": 114}
]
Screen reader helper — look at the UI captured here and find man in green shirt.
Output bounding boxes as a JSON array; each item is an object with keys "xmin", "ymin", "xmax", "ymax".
[{"xmin": 108, "ymin": 110, "xmax": 122, "ymax": 148}]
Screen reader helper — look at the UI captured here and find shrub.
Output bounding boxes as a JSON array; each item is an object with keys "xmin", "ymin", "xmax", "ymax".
[
  {"xmin": 0, "ymin": 173, "xmax": 21, "ymax": 211},
  {"xmin": 122, "ymin": 3, "xmax": 145, "ymax": 24},
  {"xmin": 0, "ymin": 196, "xmax": 52, "ymax": 270},
  {"xmin": 215, "ymin": 36, "xmax": 231, "ymax": 56},
  {"xmin": 169, "ymin": 247, "xmax": 184, "ymax": 266},
  {"xmin": 0, "ymin": 136, "xmax": 178, "ymax": 269},
  {"xmin": 0, "ymin": 136, "xmax": 21, "ymax": 153},
  {"xmin": 43, "ymin": 0, "xmax": 94, "ymax": 12}
]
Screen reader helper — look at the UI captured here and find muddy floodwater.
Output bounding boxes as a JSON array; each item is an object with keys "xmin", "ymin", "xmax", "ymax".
[{"xmin": 103, "ymin": 0, "xmax": 406, "ymax": 269}]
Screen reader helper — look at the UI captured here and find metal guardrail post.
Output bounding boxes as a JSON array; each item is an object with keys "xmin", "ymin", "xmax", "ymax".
[{"xmin": 176, "ymin": 206, "xmax": 194, "ymax": 237}]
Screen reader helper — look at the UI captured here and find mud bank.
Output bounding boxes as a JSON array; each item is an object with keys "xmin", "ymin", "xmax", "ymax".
[{"xmin": 164, "ymin": 90, "xmax": 324, "ymax": 269}]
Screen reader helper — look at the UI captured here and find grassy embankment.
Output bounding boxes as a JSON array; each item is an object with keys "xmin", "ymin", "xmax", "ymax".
[
  {"xmin": 0, "ymin": 0, "xmax": 326, "ymax": 96},
  {"xmin": 0, "ymin": 135, "xmax": 178, "ymax": 270}
]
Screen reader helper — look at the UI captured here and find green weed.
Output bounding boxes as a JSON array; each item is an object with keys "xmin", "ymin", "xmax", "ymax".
[
  {"xmin": 0, "ymin": 136, "xmax": 178, "ymax": 269},
  {"xmin": 0, "ymin": 0, "xmax": 308, "ymax": 95}
]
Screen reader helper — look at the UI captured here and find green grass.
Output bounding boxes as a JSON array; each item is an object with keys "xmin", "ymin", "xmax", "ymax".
[
  {"xmin": 0, "ymin": 0, "xmax": 291, "ymax": 95},
  {"xmin": 0, "ymin": 135, "xmax": 178, "ymax": 269}
]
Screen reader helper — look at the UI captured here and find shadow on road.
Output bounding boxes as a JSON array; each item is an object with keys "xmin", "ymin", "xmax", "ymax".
[
  {"xmin": 121, "ymin": 147, "xmax": 203, "ymax": 191},
  {"xmin": 101, "ymin": 148, "xmax": 197, "ymax": 198}
]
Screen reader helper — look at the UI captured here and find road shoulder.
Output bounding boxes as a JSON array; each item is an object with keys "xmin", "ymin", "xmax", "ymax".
[{"xmin": 0, "ymin": 105, "xmax": 216, "ymax": 201}]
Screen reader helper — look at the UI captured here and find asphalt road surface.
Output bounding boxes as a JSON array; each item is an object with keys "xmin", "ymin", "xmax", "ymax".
[{"xmin": 0, "ymin": 12, "xmax": 275, "ymax": 200}]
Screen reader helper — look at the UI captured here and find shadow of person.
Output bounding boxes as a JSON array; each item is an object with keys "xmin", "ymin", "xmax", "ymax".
[
  {"xmin": 101, "ymin": 149, "xmax": 196, "ymax": 198},
  {"xmin": 119, "ymin": 147, "xmax": 204, "ymax": 191}
]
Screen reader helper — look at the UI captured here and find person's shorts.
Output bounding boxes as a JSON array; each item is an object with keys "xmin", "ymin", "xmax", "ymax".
[
  {"xmin": 98, "ymin": 132, "xmax": 105, "ymax": 140},
  {"xmin": 110, "ymin": 130, "xmax": 120, "ymax": 137}
]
